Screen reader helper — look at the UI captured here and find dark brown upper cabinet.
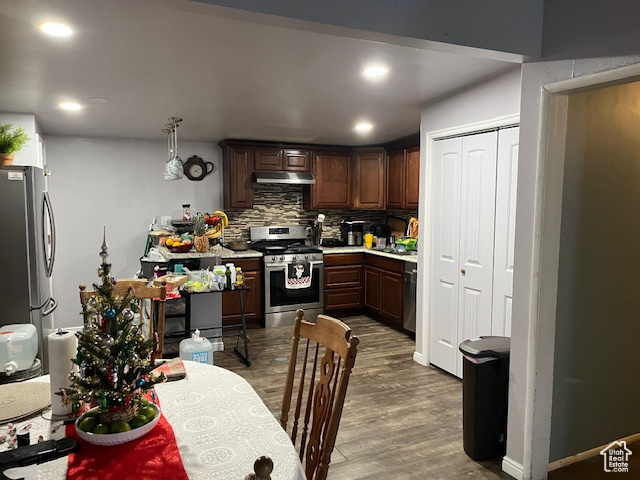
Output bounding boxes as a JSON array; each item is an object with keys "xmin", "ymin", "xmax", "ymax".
[
  {"xmin": 283, "ymin": 149, "xmax": 310, "ymax": 172},
  {"xmin": 255, "ymin": 148, "xmax": 310, "ymax": 172},
  {"xmin": 254, "ymin": 148, "xmax": 283, "ymax": 171},
  {"xmin": 307, "ymin": 151, "xmax": 352, "ymax": 209},
  {"xmin": 354, "ymin": 148, "xmax": 386, "ymax": 210},
  {"xmin": 386, "ymin": 145, "xmax": 420, "ymax": 209},
  {"xmin": 222, "ymin": 146, "xmax": 254, "ymax": 210}
]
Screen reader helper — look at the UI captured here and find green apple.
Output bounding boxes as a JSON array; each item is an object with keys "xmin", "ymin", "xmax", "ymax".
[
  {"xmin": 139, "ymin": 406, "xmax": 157, "ymax": 422},
  {"xmin": 92, "ymin": 423, "xmax": 110, "ymax": 434},
  {"xmin": 78, "ymin": 417, "xmax": 97, "ymax": 432},
  {"xmin": 130, "ymin": 414, "xmax": 149, "ymax": 429},
  {"xmin": 110, "ymin": 421, "xmax": 132, "ymax": 433}
]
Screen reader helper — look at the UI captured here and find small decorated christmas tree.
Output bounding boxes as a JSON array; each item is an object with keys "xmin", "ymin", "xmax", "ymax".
[{"xmin": 63, "ymin": 231, "xmax": 165, "ymax": 423}]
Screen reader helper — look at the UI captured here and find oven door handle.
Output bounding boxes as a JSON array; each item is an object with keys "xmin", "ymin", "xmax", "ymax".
[{"xmin": 266, "ymin": 261, "xmax": 323, "ymax": 269}]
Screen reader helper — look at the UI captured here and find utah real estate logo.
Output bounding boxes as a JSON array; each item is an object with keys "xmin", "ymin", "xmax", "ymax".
[{"xmin": 600, "ymin": 440, "xmax": 632, "ymax": 473}]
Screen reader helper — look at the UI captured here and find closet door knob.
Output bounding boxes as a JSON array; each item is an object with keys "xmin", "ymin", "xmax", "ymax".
[{"xmin": 460, "ymin": 268, "xmax": 466, "ymax": 276}]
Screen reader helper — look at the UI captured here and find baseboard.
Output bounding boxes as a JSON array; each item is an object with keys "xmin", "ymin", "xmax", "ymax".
[
  {"xmin": 502, "ymin": 456, "xmax": 524, "ymax": 480},
  {"xmin": 548, "ymin": 432, "xmax": 640, "ymax": 471},
  {"xmin": 413, "ymin": 351, "xmax": 427, "ymax": 365}
]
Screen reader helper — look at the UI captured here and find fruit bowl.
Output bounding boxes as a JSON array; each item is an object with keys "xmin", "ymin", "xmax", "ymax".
[
  {"xmin": 75, "ymin": 403, "xmax": 160, "ymax": 446},
  {"xmin": 169, "ymin": 244, "xmax": 192, "ymax": 253}
]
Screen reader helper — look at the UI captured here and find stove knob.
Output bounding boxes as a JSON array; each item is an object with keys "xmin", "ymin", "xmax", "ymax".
[
  {"xmin": 305, "ymin": 255, "xmax": 310, "ymax": 260},
  {"xmin": 280, "ymin": 256, "xmax": 285, "ymax": 261},
  {"xmin": 291, "ymin": 256, "xmax": 297, "ymax": 261},
  {"xmin": 271, "ymin": 256, "xmax": 276, "ymax": 261}
]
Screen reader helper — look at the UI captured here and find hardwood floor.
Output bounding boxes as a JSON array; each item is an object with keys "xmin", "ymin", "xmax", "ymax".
[{"xmin": 215, "ymin": 314, "xmax": 511, "ymax": 479}]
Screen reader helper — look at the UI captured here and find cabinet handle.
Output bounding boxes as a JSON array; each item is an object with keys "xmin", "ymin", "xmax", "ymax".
[{"xmin": 460, "ymin": 268, "xmax": 466, "ymax": 276}]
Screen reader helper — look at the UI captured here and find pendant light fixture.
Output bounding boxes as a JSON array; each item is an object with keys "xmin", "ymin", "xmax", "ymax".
[{"xmin": 163, "ymin": 117, "xmax": 183, "ymax": 181}]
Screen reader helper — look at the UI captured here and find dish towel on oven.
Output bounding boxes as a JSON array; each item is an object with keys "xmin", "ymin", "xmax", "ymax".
[{"xmin": 286, "ymin": 262, "xmax": 312, "ymax": 289}]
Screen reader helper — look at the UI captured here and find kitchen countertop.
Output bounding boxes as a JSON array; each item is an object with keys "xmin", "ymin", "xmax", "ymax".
[
  {"xmin": 157, "ymin": 245, "xmax": 263, "ymax": 260},
  {"xmin": 320, "ymin": 246, "xmax": 418, "ymax": 263}
]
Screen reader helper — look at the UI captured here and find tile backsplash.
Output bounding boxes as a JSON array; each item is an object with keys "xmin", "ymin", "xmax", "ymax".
[{"xmin": 224, "ymin": 184, "xmax": 417, "ymax": 241}]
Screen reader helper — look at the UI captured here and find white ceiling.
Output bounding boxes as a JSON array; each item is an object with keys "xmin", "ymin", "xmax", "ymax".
[{"xmin": 0, "ymin": 0, "xmax": 516, "ymax": 145}]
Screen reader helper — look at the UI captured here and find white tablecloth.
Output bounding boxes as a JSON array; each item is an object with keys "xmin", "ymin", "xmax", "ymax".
[{"xmin": 3, "ymin": 361, "xmax": 305, "ymax": 480}]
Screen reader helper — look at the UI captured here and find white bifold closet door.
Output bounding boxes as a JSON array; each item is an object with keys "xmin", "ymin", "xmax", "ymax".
[
  {"xmin": 491, "ymin": 126, "xmax": 519, "ymax": 337},
  {"xmin": 430, "ymin": 131, "xmax": 498, "ymax": 377}
]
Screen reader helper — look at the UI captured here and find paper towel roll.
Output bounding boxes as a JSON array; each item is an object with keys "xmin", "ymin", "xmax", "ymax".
[{"xmin": 48, "ymin": 330, "xmax": 78, "ymax": 416}]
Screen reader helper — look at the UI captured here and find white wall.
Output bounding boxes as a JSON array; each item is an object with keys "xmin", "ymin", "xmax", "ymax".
[
  {"xmin": 0, "ymin": 113, "xmax": 39, "ymax": 167},
  {"xmin": 45, "ymin": 136, "xmax": 222, "ymax": 329},
  {"xmin": 415, "ymin": 67, "xmax": 521, "ymax": 362}
]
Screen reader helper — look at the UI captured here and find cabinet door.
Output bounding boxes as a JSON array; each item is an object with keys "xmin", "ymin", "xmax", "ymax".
[
  {"xmin": 223, "ymin": 147, "xmax": 254, "ymax": 209},
  {"xmin": 325, "ymin": 287, "xmax": 363, "ymax": 311},
  {"xmin": 309, "ymin": 152, "xmax": 352, "ymax": 209},
  {"xmin": 430, "ymin": 137, "xmax": 463, "ymax": 376},
  {"xmin": 283, "ymin": 150, "xmax": 310, "ymax": 172},
  {"xmin": 404, "ymin": 147, "xmax": 420, "ymax": 208},
  {"xmin": 255, "ymin": 148, "xmax": 283, "ymax": 171},
  {"xmin": 222, "ymin": 270, "xmax": 262, "ymax": 327},
  {"xmin": 386, "ymin": 150, "xmax": 405, "ymax": 209},
  {"xmin": 364, "ymin": 267, "xmax": 381, "ymax": 312},
  {"xmin": 380, "ymin": 270, "xmax": 404, "ymax": 326},
  {"xmin": 354, "ymin": 150, "xmax": 385, "ymax": 209},
  {"xmin": 491, "ymin": 127, "xmax": 519, "ymax": 337},
  {"xmin": 324, "ymin": 265, "xmax": 362, "ymax": 289}
]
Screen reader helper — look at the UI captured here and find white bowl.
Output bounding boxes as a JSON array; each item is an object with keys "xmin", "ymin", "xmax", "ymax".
[{"xmin": 74, "ymin": 403, "xmax": 160, "ymax": 446}]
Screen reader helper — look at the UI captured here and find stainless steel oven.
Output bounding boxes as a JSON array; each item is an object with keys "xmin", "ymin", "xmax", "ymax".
[
  {"xmin": 264, "ymin": 253, "xmax": 323, "ymax": 327},
  {"xmin": 251, "ymin": 226, "xmax": 324, "ymax": 327}
]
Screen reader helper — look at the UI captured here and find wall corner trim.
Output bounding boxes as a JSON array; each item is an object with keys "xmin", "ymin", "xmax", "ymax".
[
  {"xmin": 413, "ymin": 351, "xmax": 427, "ymax": 366},
  {"xmin": 502, "ymin": 456, "xmax": 524, "ymax": 480}
]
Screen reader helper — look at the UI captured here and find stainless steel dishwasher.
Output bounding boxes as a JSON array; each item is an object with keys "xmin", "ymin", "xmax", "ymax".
[{"xmin": 404, "ymin": 262, "xmax": 417, "ymax": 333}]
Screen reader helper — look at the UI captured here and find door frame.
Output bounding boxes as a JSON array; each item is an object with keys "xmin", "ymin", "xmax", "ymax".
[
  {"xmin": 414, "ymin": 113, "xmax": 520, "ymax": 366},
  {"xmin": 514, "ymin": 64, "xmax": 640, "ymax": 480}
]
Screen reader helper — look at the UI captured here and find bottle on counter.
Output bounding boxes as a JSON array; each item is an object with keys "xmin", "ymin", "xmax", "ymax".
[
  {"xmin": 225, "ymin": 263, "xmax": 236, "ymax": 289},
  {"xmin": 225, "ymin": 265, "xmax": 232, "ymax": 290},
  {"xmin": 235, "ymin": 267, "xmax": 243, "ymax": 287}
]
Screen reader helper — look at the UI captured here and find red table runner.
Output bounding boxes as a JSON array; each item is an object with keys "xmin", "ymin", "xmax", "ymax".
[{"xmin": 66, "ymin": 395, "xmax": 188, "ymax": 480}]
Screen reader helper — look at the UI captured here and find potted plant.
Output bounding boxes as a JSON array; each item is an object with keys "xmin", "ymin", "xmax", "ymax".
[{"xmin": 0, "ymin": 123, "xmax": 30, "ymax": 166}]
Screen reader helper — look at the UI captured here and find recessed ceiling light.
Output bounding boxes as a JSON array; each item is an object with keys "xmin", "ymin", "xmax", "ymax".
[
  {"xmin": 59, "ymin": 102, "xmax": 82, "ymax": 111},
  {"xmin": 354, "ymin": 122, "xmax": 373, "ymax": 133},
  {"xmin": 40, "ymin": 22, "xmax": 73, "ymax": 37},
  {"xmin": 362, "ymin": 65, "xmax": 389, "ymax": 79}
]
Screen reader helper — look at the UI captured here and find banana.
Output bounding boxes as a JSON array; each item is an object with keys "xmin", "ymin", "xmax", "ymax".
[
  {"xmin": 214, "ymin": 210, "xmax": 228, "ymax": 228},
  {"xmin": 206, "ymin": 226, "xmax": 222, "ymax": 239}
]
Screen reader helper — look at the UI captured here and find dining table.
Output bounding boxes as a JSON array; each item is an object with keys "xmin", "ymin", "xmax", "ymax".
[{"xmin": 2, "ymin": 361, "xmax": 306, "ymax": 480}]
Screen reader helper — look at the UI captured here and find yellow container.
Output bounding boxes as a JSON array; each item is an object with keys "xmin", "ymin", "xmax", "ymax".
[{"xmin": 364, "ymin": 233, "xmax": 374, "ymax": 249}]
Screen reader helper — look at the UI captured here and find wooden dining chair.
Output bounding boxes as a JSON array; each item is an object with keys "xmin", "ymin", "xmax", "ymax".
[
  {"xmin": 79, "ymin": 280, "xmax": 167, "ymax": 354},
  {"xmin": 280, "ymin": 309, "xmax": 359, "ymax": 480}
]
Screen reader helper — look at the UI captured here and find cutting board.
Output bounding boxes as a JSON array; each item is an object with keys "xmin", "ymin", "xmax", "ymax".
[{"xmin": 386, "ymin": 215, "xmax": 408, "ymax": 240}]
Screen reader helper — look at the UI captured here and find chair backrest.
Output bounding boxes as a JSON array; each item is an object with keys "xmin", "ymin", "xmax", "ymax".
[
  {"xmin": 78, "ymin": 281, "xmax": 167, "ymax": 354},
  {"xmin": 280, "ymin": 309, "xmax": 359, "ymax": 480}
]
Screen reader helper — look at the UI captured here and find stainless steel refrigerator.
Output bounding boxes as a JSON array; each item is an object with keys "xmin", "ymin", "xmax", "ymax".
[{"xmin": 0, "ymin": 166, "xmax": 57, "ymax": 372}]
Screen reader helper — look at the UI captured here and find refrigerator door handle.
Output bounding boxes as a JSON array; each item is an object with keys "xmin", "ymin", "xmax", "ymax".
[
  {"xmin": 42, "ymin": 297, "xmax": 58, "ymax": 317},
  {"xmin": 43, "ymin": 191, "xmax": 56, "ymax": 278}
]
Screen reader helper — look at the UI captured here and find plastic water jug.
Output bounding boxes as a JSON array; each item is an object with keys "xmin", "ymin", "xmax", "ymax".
[
  {"xmin": 179, "ymin": 329, "xmax": 213, "ymax": 365},
  {"xmin": 0, "ymin": 324, "xmax": 38, "ymax": 375}
]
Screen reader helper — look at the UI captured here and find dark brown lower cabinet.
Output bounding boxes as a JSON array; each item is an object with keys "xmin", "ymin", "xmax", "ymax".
[
  {"xmin": 222, "ymin": 258, "xmax": 262, "ymax": 328},
  {"xmin": 324, "ymin": 254, "xmax": 363, "ymax": 311},
  {"xmin": 363, "ymin": 255, "xmax": 405, "ymax": 328}
]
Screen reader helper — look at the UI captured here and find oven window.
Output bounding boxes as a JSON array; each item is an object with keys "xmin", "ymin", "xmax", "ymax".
[{"xmin": 269, "ymin": 269, "xmax": 320, "ymax": 307}]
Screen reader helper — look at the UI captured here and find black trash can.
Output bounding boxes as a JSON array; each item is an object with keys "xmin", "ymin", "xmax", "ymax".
[{"xmin": 459, "ymin": 336, "xmax": 510, "ymax": 461}]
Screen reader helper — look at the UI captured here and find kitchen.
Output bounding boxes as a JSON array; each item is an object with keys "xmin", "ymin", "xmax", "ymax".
[
  {"xmin": 8, "ymin": 2, "xmax": 624, "ymax": 480},
  {"xmin": 0, "ymin": 0, "xmax": 522, "ymax": 471}
]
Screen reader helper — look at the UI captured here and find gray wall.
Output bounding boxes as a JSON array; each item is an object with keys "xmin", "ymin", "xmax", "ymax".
[
  {"xmin": 507, "ymin": 0, "xmax": 640, "ymax": 473},
  {"xmin": 549, "ymin": 81, "xmax": 640, "ymax": 461},
  {"xmin": 45, "ymin": 136, "xmax": 222, "ymax": 329},
  {"xmin": 192, "ymin": 0, "xmax": 542, "ymax": 57}
]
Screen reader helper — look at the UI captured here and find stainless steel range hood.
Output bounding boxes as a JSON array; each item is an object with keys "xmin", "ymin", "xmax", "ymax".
[{"xmin": 253, "ymin": 171, "xmax": 316, "ymax": 185}]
